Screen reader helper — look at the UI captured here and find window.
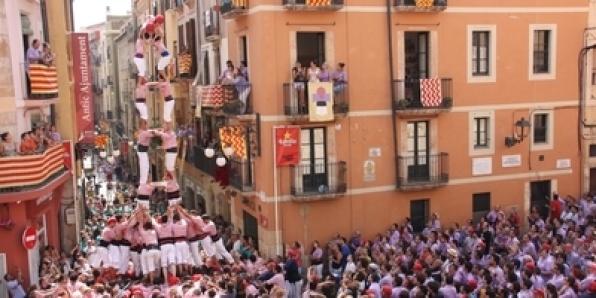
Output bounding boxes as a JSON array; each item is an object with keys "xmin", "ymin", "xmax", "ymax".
[
  {"xmin": 590, "ymin": 144, "xmax": 596, "ymax": 157},
  {"xmin": 185, "ymin": 19, "xmax": 197, "ymax": 76},
  {"xmin": 299, "ymin": 127, "xmax": 328, "ymax": 193},
  {"xmin": 467, "ymin": 25, "xmax": 496, "ymax": 83},
  {"xmin": 533, "ymin": 30, "xmax": 551, "ymax": 74},
  {"xmin": 533, "ymin": 113, "xmax": 548, "ymax": 144},
  {"xmin": 472, "ymin": 193, "xmax": 491, "ymax": 223},
  {"xmin": 410, "ymin": 199, "xmax": 429, "ymax": 233},
  {"xmin": 473, "ymin": 117, "xmax": 489, "ymax": 148},
  {"xmin": 239, "ymin": 35, "xmax": 248, "ymax": 67},
  {"xmin": 472, "ymin": 31, "xmax": 490, "ymax": 76},
  {"xmin": 178, "ymin": 25, "xmax": 185, "ymax": 52},
  {"xmin": 529, "ymin": 24, "xmax": 557, "ymax": 80},
  {"xmin": 297, "ymin": 32, "xmax": 325, "ymax": 67}
]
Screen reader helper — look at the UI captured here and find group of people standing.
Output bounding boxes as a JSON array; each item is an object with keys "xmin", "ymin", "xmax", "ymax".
[
  {"xmin": 291, "ymin": 61, "xmax": 347, "ymax": 113},
  {"xmin": 218, "ymin": 60, "xmax": 251, "ymax": 114},
  {"xmin": 0, "ymin": 124, "xmax": 61, "ymax": 157}
]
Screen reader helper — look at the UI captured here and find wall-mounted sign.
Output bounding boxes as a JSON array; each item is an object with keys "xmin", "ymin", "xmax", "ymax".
[
  {"xmin": 472, "ymin": 157, "xmax": 492, "ymax": 176},
  {"xmin": 65, "ymin": 208, "xmax": 76, "ymax": 225},
  {"xmin": 502, "ymin": 155, "xmax": 521, "ymax": 168},
  {"xmin": 363, "ymin": 159, "xmax": 376, "ymax": 182},
  {"xmin": 369, "ymin": 148, "xmax": 382, "ymax": 158},
  {"xmin": 556, "ymin": 159, "xmax": 571, "ymax": 169}
]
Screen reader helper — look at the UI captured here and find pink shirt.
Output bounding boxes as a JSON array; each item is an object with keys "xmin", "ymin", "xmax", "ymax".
[
  {"xmin": 156, "ymin": 130, "xmax": 177, "ymax": 149},
  {"xmin": 135, "ymin": 85, "xmax": 146, "ymax": 98},
  {"xmin": 156, "ymin": 221, "xmax": 174, "ymax": 239},
  {"xmin": 203, "ymin": 222, "xmax": 217, "ymax": 236},
  {"xmin": 187, "ymin": 216, "xmax": 205, "ymax": 237},
  {"xmin": 172, "ymin": 219, "xmax": 187, "ymax": 238},
  {"xmin": 166, "ymin": 179, "xmax": 179, "ymax": 193},
  {"xmin": 137, "ymin": 183, "xmax": 154, "ymax": 196},
  {"xmin": 113, "ymin": 222, "xmax": 127, "ymax": 240},
  {"xmin": 138, "ymin": 226, "xmax": 158, "ymax": 245},
  {"xmin": 101, "ymin": 227, "xmax": 116, "ymax": 241},
  {"xmin": 137, "ymin": 129, "xmax": 153, "ymax": 146},
  {"xmin": 159, "ymin": 82, "xmax": 172, "ymax": 97},
  {"xmin": 130, "ymin": 229, "xmax": 142, "ymax": 246},
  {"xmin": 135, "ymin": 39, "xmax": 145, "ymax": 55}
]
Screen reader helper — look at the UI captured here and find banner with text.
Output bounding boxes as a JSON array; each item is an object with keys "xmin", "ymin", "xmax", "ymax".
[
  {"xmin": 308, "ymin": 82, "xmax": 334, "ymax": 122},
  {"xmin": 70, "ymin": 33, "xmax": 94, "ymax": 144},
  {"xmin": 275, "ymin": 126, "xmax": 300, "ymax": 166}
]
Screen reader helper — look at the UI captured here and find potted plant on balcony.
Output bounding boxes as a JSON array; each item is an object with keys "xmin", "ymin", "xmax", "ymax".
[
  {"xmin": 395, "ymin": 99, "xmax": 410, "ymax": 109},
  {"xmin": 442, "ymin": 97, "xmax": 453, "ymax": 108}
]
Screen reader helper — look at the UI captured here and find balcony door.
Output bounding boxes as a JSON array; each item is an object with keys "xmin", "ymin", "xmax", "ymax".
[
  {"xmin": 404, "ymin": 32, "xmax": 429, "ymax": 105},
  {"xmin": 300, "ymin": 127, "xmax": 327, "ymax": 193},
  {"xmin": 407, "ymin": 121, "xmax": 429, "ymax": 182},
  {"xmin": 297, "ymin": 32, "xmax": 325, "ymax": 67}
]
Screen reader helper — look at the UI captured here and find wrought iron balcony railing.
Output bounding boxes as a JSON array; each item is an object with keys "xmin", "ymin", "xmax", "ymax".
[
  {"xmin": 394, "ymin": 0, "xmax": 447, "ymax": 12},
  {"xmin": 198, "ymin": 84, "xmax": 252, "ymax": 115},
  {"xmin": 229, "ymin": 158, "xmax": 254, "ymax": 192},
  {"xmin": 282, "ymin": 82, "xmax": 349, "ymax": 118},
  {"xmin": 282, "ymin": 0, "xmax": 343, "ymax": 10},
  {"xmin": 393, "ymin": 78, "xmax": 452, "ymax": 115},
  {"xmin": 220, "ymin": 0, "xmax": 248, "ymax": 18},
  {"xmin": 290, "ymin": 161, "xmax": 347, "ymax": 200},
  {"xmin": 397, "ymin": 153, "xmax": 449, "ymax": 190}
]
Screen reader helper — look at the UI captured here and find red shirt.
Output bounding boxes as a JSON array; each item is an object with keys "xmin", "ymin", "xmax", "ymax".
[{"xmin": 550, "ymin": 200, "xmax": 562, "ymax": 219}]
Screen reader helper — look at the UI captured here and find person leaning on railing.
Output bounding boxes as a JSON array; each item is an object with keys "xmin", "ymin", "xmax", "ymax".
[
  {"xmin": 42, "ymin": 42, "xmax": 55, "ymax": 66},
  {"xmin": 0, "ymin": 132, "xmax": 18, "ymax": 157},
  {"xmin": 19, "ymin": 131, "xmax": 37, "ymax": 155}
]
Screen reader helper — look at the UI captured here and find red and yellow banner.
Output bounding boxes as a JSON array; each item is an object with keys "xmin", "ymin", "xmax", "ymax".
[{"xmin": 275, "ymin": 126, "xmax": 300, "ymax": 166}]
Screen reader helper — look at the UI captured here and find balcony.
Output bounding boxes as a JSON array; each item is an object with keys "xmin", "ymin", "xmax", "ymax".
[
  {"xmin": 219, "ymin": 0, "xmax": 248, "ymax": 18},
  {"xmin": 282, "ymin": 0, "xmax": 343, "ymax": 11},
  {"xmin": 393, "ymin": 78, "xmax": 452, "ymax": 116},
  {"xmin": 204, "ymin": 8, "xmax": 220, "ymax": 41},
  {"xmin": 282, "ymin": 82, "xmax": 349, "ymax": 120},
  {"xmin": 290, "ymin": 161, "xmax": 347, "ymax": 201},
  {"xmin": 0, "ymin": 145, "xmax": 66, "ymax": 192},
  {"xmin": 397, "ymin": 153, "xmax": 448, "ymax": 191},
  {"xmin": 229, "ymin": 158, "xmax": 254, "ymax": 192},
  {"xmin": 199, "ymin": 84, "xmax": 252, "ymax": 116},
  {"xmin": 394, "ymin": 0, "xmax": 447, "ymax": 12},
  {"xmin": 190, "ymin": 145, "xmax": 217, "ymax": 177}
]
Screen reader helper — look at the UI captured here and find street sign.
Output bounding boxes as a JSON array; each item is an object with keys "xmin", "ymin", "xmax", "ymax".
[{"xmin": 22, "ymin": 226, "xmax": 37, "ymax": 250}]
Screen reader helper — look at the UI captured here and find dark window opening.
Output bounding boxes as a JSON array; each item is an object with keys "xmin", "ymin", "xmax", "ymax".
[
  {"xmin": 472, "ymin": 31, "xmax": 490, "ymax": 76},
  {"xmin": 472, "ymin": 192, "xmax": 491, "ymax": 223},
  {"xmin": 590, "ymin": 144, "xmax": 596, "ymax": 157},
  {"xmin": 296, "ymin": 32, "xmax": 325, "ymax": 67},
  {"xmin": 533, "ymin": 30, "xmax": 551, "ymax": 74},
  {"xmin": 473, "ymin": 117, "xmax": 489, "ymax": 148},
  {"xmin": 533, "ymin": 113, "xmax": 548, "ymax": 144},
  {"xmin": 240, "ymin": 35, "xmax": 248, "ymax": 67},
  {"xmin": 410, "ymin": 199, "xmax": 429, "ymax": 233}
]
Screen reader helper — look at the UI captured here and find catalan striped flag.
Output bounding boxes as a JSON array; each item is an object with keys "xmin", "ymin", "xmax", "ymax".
[{"xmin": 307, "ymin": 0, "xmax": 331, "ymax": 6}]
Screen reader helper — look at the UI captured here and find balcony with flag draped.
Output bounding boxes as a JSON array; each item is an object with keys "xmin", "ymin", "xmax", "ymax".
[
  {"xmin": 394, "ymin": 0, "xmax": 447, "ymax": 12},
  {"xmin": 393, "ymin": 78, "xmax": 453, "ymax": 116},
  {"xmin": 219, "ymin": 0, "xmax": 248, "ymax": 19},
  {"xmin": 282, "ymin": 0, "xmax": 343, "ymax": 11}
]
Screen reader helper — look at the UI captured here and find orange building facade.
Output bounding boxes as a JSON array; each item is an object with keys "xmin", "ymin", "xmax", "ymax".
[{"xmin": 184, "ymin": 0, "xmax": 590, "ymax": 255}]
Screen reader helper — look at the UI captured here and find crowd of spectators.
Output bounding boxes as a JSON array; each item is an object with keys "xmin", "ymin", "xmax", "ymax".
[
  {"xmin": 2, "ymin": 191, "xmax": 594, "ymax": 298},
  {"xmin": 0, "ymin": 124, "xmax": 61, "ymax": 157}
]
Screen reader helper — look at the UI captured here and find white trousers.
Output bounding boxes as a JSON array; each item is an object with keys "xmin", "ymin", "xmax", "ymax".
[
  {"xmin": 174, "ymin": 241, "xmax": 191, "ymax": 265},
  {"xmin": 96, "ymin": 246, "xmax": 110, "ymax": 268},
  {"xmin": 130, "ymin": 250, "xmax": 141, "ymax": 277},
  {"xmin": 108, "ymin": 244, "xmax": 121, "ymax": 268},
  {"xmin": 157, "ymin": 52, "xmax": 171, "ymax": 71},
  {"xmin": 285, "ymin": 280, "xmax": 303, "ymax": 298},
  {"xmin": 168, "ymin": 198, "xmax": 181, "ymax": 206},
  {"xmin": 136, "ymin": 199, "xmax": 150, "ymax": 209},
  {"xmin": 213, "ymin": 238, "xmax": 234, "ymax": 264},
  {"xmin": 135, "ymin": 102, "xmax": 148, "ymax": 120},
  {"xmin": 165, "ymin": 152, "xmax": 176, "ymax": 172},
  {"xmin": 164, "ymin": 99, "xmax": 175, "ymax": 122},
  {"xmin": 189, "ymin": 240, "xmax": 203, "ymax": 267},
  {"xmin": 118, "ymin": 245, "xmax": 130, "ymax": 274},
  {"xmin": 134, "ymin": 56, "xmax": 146, "ymax": 78},
  {"xmin": 160, "ymin": 243, "xmax": 176, "ymax": 268},
  {"xmin": 141, "ymin": 248, "xmax": 160, "ymax": 275},
  {"xmin": 200, "ymin": 237, "xmax": 216, "ymax": 258},
  {"xmin": 137, "ymin": 151, "xmax": 149, "ymax": 185}
]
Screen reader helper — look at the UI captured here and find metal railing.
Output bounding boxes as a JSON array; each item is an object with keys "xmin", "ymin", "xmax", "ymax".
[
  {"xmin": 220, "ymin": 0, "xmax": 248, "ymax": 17},
  {"xmin": 394, "ymin": 0, "xmax": 448, "ymax": 9},
  {"xmin": 0, "ymin": 145, "xmax": 66, "ymax": 192},
  {"xmin": 393, "ymin": 78, "xmax": 452, "ymax": 110},
  {"xmin": 229, "ymin": 158, "xmax": 254, "ymax": 192},
  {"xmin": 397, "ymin": 153, "xmax": 449, "ymax": 189},
  {"xmin": 204, "ymin": 8, "xmax": 220, "ymax": 40},
  {"xmin": 282, "ymin": 82, "xmax": 349, "ymax": 117},
  {"xmin": 191, "ymin": 145, "xmax": 217, "ymax": 177},
  {"xmin": 199, "ymin": 84, "xmax": 252, "ymax": 115},
  {"xmin": 282, "ymin": 0, "xmax": 344, "ymax": 9},
  {"xmin": 290, "ymin": 161, "xmax": 347, "ymax": 198}
]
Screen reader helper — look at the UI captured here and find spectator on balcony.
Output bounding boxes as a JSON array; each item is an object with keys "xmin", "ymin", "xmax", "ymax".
[
  {"xmin": 25, "ymin": 39, "xmax": 42, "ymax": 96},
  {"xmin": 219, "ymin": 60, "xmax": 235, "ymax": 84},
  {"xmin": 49, "ymin": 124, "xmax": 62, "ymax": 144},
  {"xmin": 234, "ymin": 62, "xmax": 251, "ymax": 114},
  {"xmin": 332, "ymin": 62, "xmax": 347, "ymax": 94},
  {"xmin": 292, "ymin": 62, "xmax": 307, "ymax": 113},
  {"xmin": 318, "ymin": 62, "xmax": 332, "ymax": 82},
  {"xmin": 42, "ymin": 43, "xmax": 55, "ymax": 66},
  {"xmin": 19, "ymin": 132, "xmax": 36, "ymax": 155},
  {"xmin": 307, "ymin": 61, "xmax": 321, "ymax": 83},
  {"xmin": 0, "ymin": 132, "xmax": 18, "ymax": 157},
  {"xmin": 33, "ymin": 126, "xmax": 47, "ymax": 152}
]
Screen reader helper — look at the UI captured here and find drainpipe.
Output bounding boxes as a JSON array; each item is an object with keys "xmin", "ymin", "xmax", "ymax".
[{"xmin": 386, "ymin": 0, "xmax": 399, "ymax": 187}]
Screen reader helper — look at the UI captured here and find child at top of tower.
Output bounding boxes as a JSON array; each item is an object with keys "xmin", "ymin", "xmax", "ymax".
[{"xmin": 133, "ymin": 14, "xmax": 171, "ymax": 85}]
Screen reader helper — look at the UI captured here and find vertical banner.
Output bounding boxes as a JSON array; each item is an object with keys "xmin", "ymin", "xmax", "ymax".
[
  {"xmin": 275, "ymin": 126, "xmax": 300, "ymax": 166},
  {"xmin": 70, "ymin": 33, "xmax": 94, "ymax": 143},
  {"xmin": 62, "ymin": 140, "xmax": 73, "ymax": 172},
  {"xmin": 308, "ymin": 82, "xmax": 334, "ymax": 122}
]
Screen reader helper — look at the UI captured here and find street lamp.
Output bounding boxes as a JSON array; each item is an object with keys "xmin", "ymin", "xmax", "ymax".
[
  {"xmin": 99, "ymin": 150, "xmax": 107, "ymax": 158},
  {"xmin": 204, "ymin": 148, "xmax": 215, "ymax": 158},
  {"xmin": 505, "ymin": 117, "xmax": 531, "ymax": 147},
  {"xmin": 113, "ymin": 149, "xmax": 121, "ymax": 157},
  {"xmin": 107, "ymin": 155, "xmax": 115, "ymax": 164},
  {"xmin": 216, "ymin": 156, "xmax": 227, "ymax": 167}
]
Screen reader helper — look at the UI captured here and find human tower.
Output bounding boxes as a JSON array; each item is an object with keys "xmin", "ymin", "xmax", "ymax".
[{"xmin": 91, "ymin": 14, "xmax": 235, "ymax": 284}]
